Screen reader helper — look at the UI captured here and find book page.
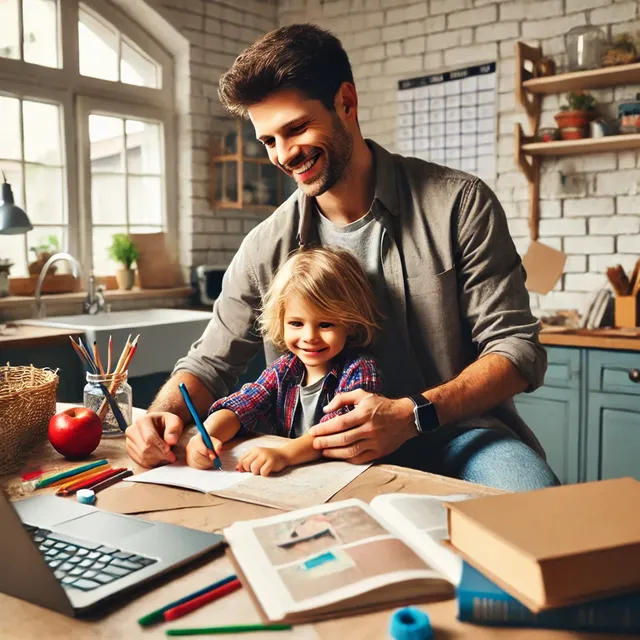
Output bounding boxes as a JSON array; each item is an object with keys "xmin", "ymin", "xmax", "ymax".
[
  {"xmin": 126, "ymin": 436, "xmax": 370, "ymax": 511},
  {"xmin": 370, "ymin": 493, "xmax": 474, "ymax": 585},
  {"xmin": 225, "ymin": 499, "xmax": 452, "ymax": 622}
]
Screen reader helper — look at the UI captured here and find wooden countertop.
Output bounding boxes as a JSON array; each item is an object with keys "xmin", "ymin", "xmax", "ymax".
[
  {"xmin": 540, "ymin": 327, "xmax": 640, "ymax": 351},
  {"xmin": 0, "ymin": 324, "xmax": 84, "ymax": 348}
]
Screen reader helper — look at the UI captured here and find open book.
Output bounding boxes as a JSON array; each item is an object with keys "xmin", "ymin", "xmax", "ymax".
[{"xmin": 224, "ymin": 492, "xmax": 473, "ymax": 624}]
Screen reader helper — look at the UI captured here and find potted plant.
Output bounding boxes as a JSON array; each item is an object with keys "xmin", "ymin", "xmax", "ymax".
[
  {"xmin": 554, "ymin": 92, "xmax": 597, "ymax": 140},
  {"xmin": 28, "ymin": 235, "xmax": 59, "ymax": 276},
  {"xmin": 0, "ymin": 259, "xmax": 12, "ymax": 297},
  {"xmin": 108, "ymin": 233, "xmax": 138, "ymax": 291}
]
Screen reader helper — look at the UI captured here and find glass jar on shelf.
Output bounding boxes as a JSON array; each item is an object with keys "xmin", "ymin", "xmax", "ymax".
[
  {"xmin": 83, "ymin": 372, "xmax": 132, "ymax": 438},
  {"xmin": 565, "ymin": 25, "xmax": 607, "ymax": 71}
]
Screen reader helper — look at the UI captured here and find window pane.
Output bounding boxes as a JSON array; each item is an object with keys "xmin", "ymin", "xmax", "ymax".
[
  {"xmin": 126, "ymin": 120, "xmax": 162, "ymax": 174},
  {"xmin": 90, "ymin": 114, "xmax": 124, "ymax": 173},
  {"xmin": 0, "ymin": 97, "xmax": 22, "ymax": 161},
  {"xmin": 92, "ymin": 226, "xmax": 126, "ymax": 275},
  {"xmin": 23, "ymin": 0, "xmax": 59, "ymax": 68},
  {"xmin": 128, "ymin": 176, "xmax": 162, "ymax": 225},
  {"xmin": 0, "ymin": 236, "xmax": 27, "ymax": 276},
  {"xmin": 0, "ymin": 0, "xmax": 20, "ymax": 60},
  {"xmin": 25, "ymin": 165, "xmax": 64, "ymax": 224},
  {"xmin": 0, "ymin": 161, "xmax": 24, "ymax": 207},
  {"xmin": 91, "ymin": 174, "xmax": 126, "ymax": 224},
  {"xmin": 121, "ymin": 39, "xmax": 159, "ymax": 89},
  {"xmin": 79, "ymin": 5, "xmax": 118, "ymax": 82},
  {"xmin": 23, "ymin": 100, "xmax": 62, "ymax": 165}
]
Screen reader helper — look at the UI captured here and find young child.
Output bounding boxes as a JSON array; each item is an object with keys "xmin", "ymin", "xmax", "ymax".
[{"xmin": 186, "ymin": 246, "xmax": 383, "ymax": 476}]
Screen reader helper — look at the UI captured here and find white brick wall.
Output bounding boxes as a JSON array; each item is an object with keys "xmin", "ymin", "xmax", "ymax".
[{"xmin": 274, "ymin": 0, "xmax": 640, "ymax": 315}]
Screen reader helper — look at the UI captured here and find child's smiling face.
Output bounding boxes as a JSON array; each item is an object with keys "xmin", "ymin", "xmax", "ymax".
[{"xmin": 283, "ymin": 293, "xmax": 350, "ymax": 377}]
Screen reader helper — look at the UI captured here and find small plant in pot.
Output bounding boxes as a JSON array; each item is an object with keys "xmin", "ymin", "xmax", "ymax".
[
  {"xmin": 28, "ymin": 235, "xmax": 59, "ymax": 276},
  {"xmin": 108, "ymin": 233, "xmax": 138, "ymax": 291},
  {"xmin": 555, "ymin": 92, "xmax": 597, "ymax": 140}
]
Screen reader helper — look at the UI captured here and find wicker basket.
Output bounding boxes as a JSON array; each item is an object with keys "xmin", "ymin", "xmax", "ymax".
[{"xmin": 0, "ymin": 365, "xmax": 58, "ymax": 476}]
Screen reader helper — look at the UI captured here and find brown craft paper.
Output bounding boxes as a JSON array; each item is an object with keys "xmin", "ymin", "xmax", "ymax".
[{"xmin": 522, "ymin": 240, "xmax": 567, "ymax": 295}]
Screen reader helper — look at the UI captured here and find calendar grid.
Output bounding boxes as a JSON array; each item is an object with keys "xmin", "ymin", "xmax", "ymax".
[{"xmin": 396, "ymin": 62, "xmax": 497, "ymax": 182}]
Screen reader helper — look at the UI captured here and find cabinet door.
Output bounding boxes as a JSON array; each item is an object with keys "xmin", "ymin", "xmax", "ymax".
[
  {"xmin": 586, "ymin": 392, "xmax": 640, "ymax": 482},
  {"xmin": 514, "ymin": 386, "xmax": 580, "ymax": 485}
]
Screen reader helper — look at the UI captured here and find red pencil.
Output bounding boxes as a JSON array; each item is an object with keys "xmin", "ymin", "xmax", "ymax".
[
  {"xmin": 57, "ymin": 467, "xmax": 127, "ymax": 495},
  {"xmin": 163, "ymin": 578, "xmax": 241, "ymax": 621}
]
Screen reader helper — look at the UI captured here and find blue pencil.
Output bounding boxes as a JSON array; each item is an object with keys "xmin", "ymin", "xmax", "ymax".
[
  {"xmin": 178, "ymin": 382, "xmax": 222, "ymax": 470},
  {"xmin": 137, "ymin": 574, "xmax": 237, "ymax": 626}
]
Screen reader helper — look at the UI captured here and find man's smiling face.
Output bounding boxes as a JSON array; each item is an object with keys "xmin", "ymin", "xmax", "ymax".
[{"xmin": 248, "ymin": 89, "xmax": 353, "ymax": 197}]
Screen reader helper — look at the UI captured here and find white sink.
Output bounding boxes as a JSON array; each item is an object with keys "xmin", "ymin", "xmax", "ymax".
[{"xmin": 22, "ymin": 308, "xmax": 213, "ymax": 377}]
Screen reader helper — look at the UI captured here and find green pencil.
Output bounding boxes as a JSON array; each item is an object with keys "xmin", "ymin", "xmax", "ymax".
[
  {"xmin": 35, "ymin": 459, "xmax": 108, "ymax": 489},
  {"xmin": 166, "ymin": 624, "xmax": 293, "ymax": 636}
]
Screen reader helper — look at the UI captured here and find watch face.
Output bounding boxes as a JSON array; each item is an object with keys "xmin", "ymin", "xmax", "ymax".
[{"xmin": 416, "ymin": 402, "xmax": 439, "ymax": 432}]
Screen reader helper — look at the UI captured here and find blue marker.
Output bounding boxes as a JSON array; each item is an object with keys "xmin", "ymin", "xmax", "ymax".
[{"xmin": 178, "ymin": 382, "xmax": 222, "ymax": 470}]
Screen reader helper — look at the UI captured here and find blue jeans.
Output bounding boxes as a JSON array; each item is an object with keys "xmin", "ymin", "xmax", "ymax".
[{"xmin": 383, "ymin": 427, "xmax": 560, "ymax": 492}]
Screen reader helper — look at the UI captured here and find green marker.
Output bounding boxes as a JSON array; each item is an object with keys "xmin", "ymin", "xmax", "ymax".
[{"xmin": 166, "ymin": 624, "xmax": 293, "ymax": 636}]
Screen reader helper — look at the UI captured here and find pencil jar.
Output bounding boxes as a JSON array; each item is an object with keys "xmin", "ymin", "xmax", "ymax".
[{"xmin": 83, "ymin": 372, "xmax": 132, "ymax": 438}]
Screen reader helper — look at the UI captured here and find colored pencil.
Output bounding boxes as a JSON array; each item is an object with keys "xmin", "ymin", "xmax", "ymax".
[
  {"xmin": 166, "ymin": 624, "xmax": 293, "ymax": 636},
  {"xmin": 50, "ymin": 465, "xmax": 113, "ymax": 490},
  {"xmin": 90, "ymin": 469, "xmax": 133, "ymax": 493},
  {"xmin": 98, "ymin": 334, "xmax": 139, "ymax": 419},
  {"xmin": 163, "ymin": 579, "xmax": 242, "ymax": 621},
  {"xmin": 35, "ymin": 459, "xmax": 108, "ymax": 489},
  {"xmin": 178, "ymin": 382, "xmax": 222, "ymax": 470},
  {"xmin": 107, "ymin": 335, "xmax": 112, "ymax": 374},
  {"xmin": 57, "ymin": 467, "xmax": 127, "ymax": 496},
  {"xmin": 93, "ymin": 341, "xmax": 105, "ymax": 375},
  {"xmin": 138, "ymin": 574, "xmax": 238, "ymax": 627}
]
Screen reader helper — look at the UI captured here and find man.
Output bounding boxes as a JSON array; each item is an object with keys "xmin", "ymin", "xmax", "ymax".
[{"xmin": 126, "ymin": 24, "xmax": 558, "ymax": 491}]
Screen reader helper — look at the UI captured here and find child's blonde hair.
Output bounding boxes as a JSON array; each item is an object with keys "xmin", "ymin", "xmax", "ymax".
[{"xmin": 259, "ymin": 247, "xmax": 381, "ymax": 352}]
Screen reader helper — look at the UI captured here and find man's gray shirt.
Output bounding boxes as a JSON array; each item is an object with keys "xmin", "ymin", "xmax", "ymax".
[{"xmin": 174, "ymin": 140, "xmax": 547, "ymax": 456}]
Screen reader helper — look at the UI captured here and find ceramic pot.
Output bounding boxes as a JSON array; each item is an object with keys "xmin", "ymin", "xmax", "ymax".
[
  {"xmin": 554, "ymin": 110, "xmax": 593, "ymax": 139},
  {"xmin": 115, "ymin": 268, "xmax": 135, "ymax": 291}
]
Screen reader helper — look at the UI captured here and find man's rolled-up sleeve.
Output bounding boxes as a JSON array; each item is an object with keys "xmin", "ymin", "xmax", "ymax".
[
  {"xmin": 454, "ymin": 179, "xmax": 547, "ymax": 391},
  {"xmin": 172, "ymin": 231, "xmax": 263, "ymax": 400}
]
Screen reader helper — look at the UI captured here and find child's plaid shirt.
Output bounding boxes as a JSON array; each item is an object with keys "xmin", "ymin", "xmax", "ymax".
[{"xmin": 207, "ymin": 350, "xmax": 382, "ymax": 437}]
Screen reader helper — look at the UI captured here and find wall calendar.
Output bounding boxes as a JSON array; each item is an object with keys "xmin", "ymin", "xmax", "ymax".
[{"xmin": 396, "ymin": 62, "xmax": 497, "ymax": 183}]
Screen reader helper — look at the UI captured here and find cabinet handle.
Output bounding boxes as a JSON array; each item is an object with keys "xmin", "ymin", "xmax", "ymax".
[{"xmin": 630, "ymin": 369, "xmax": 640, "ymax": 383}]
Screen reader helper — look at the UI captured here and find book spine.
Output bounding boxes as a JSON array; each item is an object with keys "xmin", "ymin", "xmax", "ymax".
[{"xmin": 458, "ymin": 566, "xmax": 640, "ymax": 632}]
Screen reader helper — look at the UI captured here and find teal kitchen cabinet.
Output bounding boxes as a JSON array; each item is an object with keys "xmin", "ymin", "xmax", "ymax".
[
  {"xmin": 514, "ymin": 348, "xmax": 582, "ymax": 484},
  {"xmin": 585, "ymin": 350, "xmax": 640, "ymax": 481},
  {"xmin": 515, "ymin": 345, "xmax": 640, "ymax": 484}
]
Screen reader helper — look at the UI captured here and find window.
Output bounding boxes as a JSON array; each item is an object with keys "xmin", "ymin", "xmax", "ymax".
[{"xmin": 0, "ymin": 0, "xmax": 175, "ymax": 277}]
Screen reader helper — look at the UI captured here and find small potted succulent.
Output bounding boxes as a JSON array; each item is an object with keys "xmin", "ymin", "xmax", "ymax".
[
  {"xmin": 554, "ymin": 92, "xmax": 597, "ymax": 140},
  {"xmin": 108, "ymin": 233, "xmax": 138, "ymax": 290}
]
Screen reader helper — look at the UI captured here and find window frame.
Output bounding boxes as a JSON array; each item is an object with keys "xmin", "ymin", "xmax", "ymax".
[{"xmin": 0, "ymin": 0, "xmax": 176, "ymax": 277}]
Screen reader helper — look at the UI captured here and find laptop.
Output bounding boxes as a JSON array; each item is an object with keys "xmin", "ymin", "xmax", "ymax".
[{"xmin": 1, "ymin": 491, "xmax": 224, "ymax": 616}]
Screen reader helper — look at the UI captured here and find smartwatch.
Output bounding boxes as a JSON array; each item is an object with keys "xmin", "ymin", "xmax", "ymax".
[{"xmin": 408, "ymin": 394, "xmax": 440, "ymax": 433}]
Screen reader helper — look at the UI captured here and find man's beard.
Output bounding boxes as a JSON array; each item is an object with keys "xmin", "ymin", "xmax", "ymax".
[{"xmin": 288, "ymin": 114, "xmax": 353, "ymax": 198}]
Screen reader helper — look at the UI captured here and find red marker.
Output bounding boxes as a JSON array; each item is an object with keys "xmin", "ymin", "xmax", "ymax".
[{"xmin": 163, "ymin": 578, "xmax": 242, "ymax": 621}]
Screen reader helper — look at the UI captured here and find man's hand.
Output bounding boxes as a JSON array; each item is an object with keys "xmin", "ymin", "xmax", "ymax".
[
  {"xmin": 236, "ymin": 446, "xmax": 288, "ymax": 476},
  {"xmin": 125, "ymin": 412, "xmax": 184, "ymax": 468},
  {"xmin": 308, "ymin": 390, "xmax": 417, "ymax": 464}
]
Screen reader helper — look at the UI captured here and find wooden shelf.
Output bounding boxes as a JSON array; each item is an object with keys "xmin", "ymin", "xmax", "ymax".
[
  {"xmin": 523, "ymin": 62, "xmax": 640, "ymax": 95},
  {"xmin": 515, "ymin": 41, "xmax": 640, "ymax": 241},
  {"xmin": 214, "ymin": 154, "xmax": 271, "ymax": 164},
  {"xmin": 522, "ymin": 133, "xmax": 640, "ymax": 157}
]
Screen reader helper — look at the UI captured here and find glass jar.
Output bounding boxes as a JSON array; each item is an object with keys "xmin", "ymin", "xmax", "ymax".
[
  {"xmin": 565, "ymin": 25, "xmax": 607, "ymax": 71},
  {"xmin": 83, "ymin": 372, "xmax": 132, "ymax": 438}
]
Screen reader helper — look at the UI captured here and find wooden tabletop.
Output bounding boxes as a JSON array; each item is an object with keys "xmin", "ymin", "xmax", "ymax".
[
  {"xmin": 1, "ymin": 407, "xmax": 631, "ymax": 639},
  {"xmin": 540, "ymin": 327, "xmax": 640, "ymax": 351},
  {"xmin": 0, "ymin": 324, "xmax": 84, "ymax": 348}
]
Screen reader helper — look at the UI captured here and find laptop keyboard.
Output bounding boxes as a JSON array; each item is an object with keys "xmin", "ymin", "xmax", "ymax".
[{"xmin": 23, "ymin": 523, "xmax": 157, "ymax": 592}]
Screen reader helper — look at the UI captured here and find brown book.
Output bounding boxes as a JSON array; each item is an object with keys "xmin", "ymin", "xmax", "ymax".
[{"xmin": 446, "ymin": 477, "xmax": 640, "ymax": 612}]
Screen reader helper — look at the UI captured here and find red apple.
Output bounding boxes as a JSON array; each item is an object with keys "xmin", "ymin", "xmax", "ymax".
[{"xmin": 48, "ymin": 407, "xmax": 102, "ymax": 460}]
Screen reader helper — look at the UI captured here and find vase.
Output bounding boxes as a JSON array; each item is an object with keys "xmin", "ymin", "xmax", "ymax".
[
  {"xmin": 554, "ymin": 110, "xmax": 593, "ymax": 139},
  {"xmin": 115, "ymin": 268, "xmax": 135, "ymax": 291}
]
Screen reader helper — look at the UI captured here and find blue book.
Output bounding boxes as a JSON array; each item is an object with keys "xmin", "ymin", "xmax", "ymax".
[{"xmin": 458, "ymin": 562, "xmax": 640, "ymax": 633}]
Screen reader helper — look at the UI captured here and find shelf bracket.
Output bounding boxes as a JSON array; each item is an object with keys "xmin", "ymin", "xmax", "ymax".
[
  {"xmin": 515, "ymin": 123, "xmax": 541, "ymax": 241},
  {"xmin": 516, "ymin": 42, "xmax": 542, "ymax": 134}
]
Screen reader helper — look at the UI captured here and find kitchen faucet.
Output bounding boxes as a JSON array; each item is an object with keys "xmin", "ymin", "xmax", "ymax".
[{"xmin": 34, "ymin": 252, "xmax": 108, "ymax": 318}]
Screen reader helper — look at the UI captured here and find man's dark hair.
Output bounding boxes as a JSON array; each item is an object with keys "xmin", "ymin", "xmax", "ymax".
[{"xmin": 218, "ymin": 23, "xmax": 354, "ymax": 117}]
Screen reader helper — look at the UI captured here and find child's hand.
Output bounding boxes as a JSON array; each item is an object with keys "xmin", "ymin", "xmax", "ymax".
[
  {"xmin": 186, "ymin": 433, "xmax": 223, "ymax": 470},
  {"xmin": 236, "ymin": 447, "xmax": 288, "ymax": 477}
]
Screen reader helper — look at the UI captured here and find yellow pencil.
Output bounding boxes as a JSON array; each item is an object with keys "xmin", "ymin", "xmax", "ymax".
[{"xmin": 50, "ymin": 465, "xmax": 112, "ymax": 490}]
